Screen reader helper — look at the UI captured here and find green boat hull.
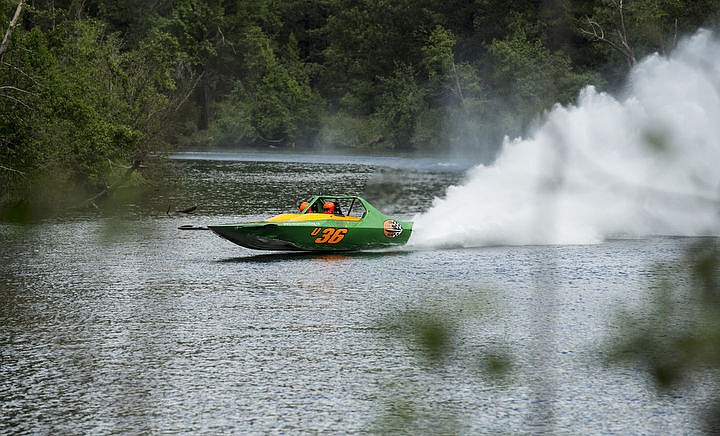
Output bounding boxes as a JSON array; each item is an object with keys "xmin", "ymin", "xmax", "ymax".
[{"xmin": 208, "ymin": 195, "xmax": 412, "ymax": 252}]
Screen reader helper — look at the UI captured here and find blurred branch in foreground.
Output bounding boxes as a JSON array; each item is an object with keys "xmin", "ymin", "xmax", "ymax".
[
  {"xmin": 608, "ymin": 238, "xmax": 720, "ymax": 433},
  {"xmin": 373, "ymin": 295, "xmax": 514, "ymax": 433}
]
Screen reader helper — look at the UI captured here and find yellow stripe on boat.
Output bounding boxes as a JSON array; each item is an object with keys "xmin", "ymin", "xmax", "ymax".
[{"xmin": 265, "ymin": 213, "xmax": 361, "ymax": 223}]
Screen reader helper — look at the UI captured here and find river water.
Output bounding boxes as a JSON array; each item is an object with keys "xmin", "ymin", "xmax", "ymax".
[{"xmin": 0, "ymin": 152, "xmax": 714, "ymax": 434}]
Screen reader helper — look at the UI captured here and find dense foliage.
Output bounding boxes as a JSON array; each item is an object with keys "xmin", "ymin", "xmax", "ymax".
[{"xmin": 1, "ymin": 0, "xmax": 719, "ymax": 207}]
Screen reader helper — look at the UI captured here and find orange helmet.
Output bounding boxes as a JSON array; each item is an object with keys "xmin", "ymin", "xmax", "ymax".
[
  {"xmin": 299, "ymin": 201, "xmax": 310, "ymax": 212},
  {"xmin": 322, "ymin": 202, "xmax": 335, "ymax": 214}
]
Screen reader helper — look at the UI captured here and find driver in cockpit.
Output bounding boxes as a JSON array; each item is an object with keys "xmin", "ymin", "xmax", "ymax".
[{"xmin": 322, "ymin": 201, "xmax": 343, "ymax": 215}]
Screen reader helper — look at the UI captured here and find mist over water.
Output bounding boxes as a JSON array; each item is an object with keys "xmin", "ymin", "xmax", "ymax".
[{"xmin": 411, "ymin": 30, "xmax": 720, "ymax": 248}]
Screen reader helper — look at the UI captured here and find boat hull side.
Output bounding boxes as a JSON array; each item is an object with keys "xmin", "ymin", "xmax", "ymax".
[{"xmin": 209, "ymin": 220, "xmax": 412, "ymax": 252}]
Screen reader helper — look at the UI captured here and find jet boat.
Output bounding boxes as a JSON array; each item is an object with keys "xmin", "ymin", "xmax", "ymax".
[{"xmin": 208, "ymin": 195, "xmax": 412, "ymax": 251}]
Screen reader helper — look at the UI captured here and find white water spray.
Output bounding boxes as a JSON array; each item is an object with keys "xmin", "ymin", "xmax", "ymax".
[{"xmin": 412, "ymin": 30, "xmax": 720, "ymax": 247}]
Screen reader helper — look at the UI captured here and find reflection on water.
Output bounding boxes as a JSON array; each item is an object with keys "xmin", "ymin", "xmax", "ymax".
[
  {"xmin": 0, "ymin": 155, "xmax": 713, "ymax": 433},
  {"xmin": 219, "ymin": 249, "xmax": 412, "ymax": 264}
]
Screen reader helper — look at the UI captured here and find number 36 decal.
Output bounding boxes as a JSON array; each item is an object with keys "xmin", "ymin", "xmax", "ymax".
[{"xmin": 311, "ymin": 227, "xmax": 348, "ymax": 244}]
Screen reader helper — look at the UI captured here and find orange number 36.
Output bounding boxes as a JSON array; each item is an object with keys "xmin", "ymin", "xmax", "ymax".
[{"xmin": 314, "ymin": 228, "xmax": 348, "ymax": 244}]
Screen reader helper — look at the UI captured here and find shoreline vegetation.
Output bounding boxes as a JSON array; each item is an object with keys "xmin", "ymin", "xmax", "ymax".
[{"xmin": 1, "ymin": 0, "xmax": 719, "ymax": 214}]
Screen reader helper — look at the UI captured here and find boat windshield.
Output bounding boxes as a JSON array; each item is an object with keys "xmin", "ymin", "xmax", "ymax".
[{"xmin": 306, "ymin": 197, "xmax": 366, "ymax": 218}]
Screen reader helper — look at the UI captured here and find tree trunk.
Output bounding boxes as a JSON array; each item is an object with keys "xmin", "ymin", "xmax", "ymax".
[
  {"xmin": 198, "ymin": 73, "xmax": 211, "ymax": 131},
  {"xmin": 0, "ymin": 0, "xmax": 25, "ymax": 61}
]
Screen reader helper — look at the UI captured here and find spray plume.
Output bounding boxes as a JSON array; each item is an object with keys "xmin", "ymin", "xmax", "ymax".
[{"xmin": 411, "ymin": 30, "xmax": 720, "ymax": 248}]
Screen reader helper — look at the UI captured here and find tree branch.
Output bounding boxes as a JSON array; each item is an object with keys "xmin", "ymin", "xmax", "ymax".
[
  {"xmin": 580, "ymin": 15, "xmax": 637, "ymax": 67},
  {"xmin": 0, "ymin": 164, "xmax": 25, "ymax": 176},
  {"xmin": 615, "ymin": 0, "xmax": 637, "ymax": 65},
  {"xmin": 81, "ymin": 158, "xmax": 143, "ymax": 208},
  {"xmin": 0, "ymin": 91, "xmax": 31, "ymax": 109},
  {"xmin": 0, "ymin": 84, "xmax": 32, "ymax": 94}
]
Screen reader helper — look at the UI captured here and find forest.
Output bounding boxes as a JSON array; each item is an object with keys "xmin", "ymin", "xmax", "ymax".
[{"xmin": 1, "ymin": 0, "xmax": 720, "ymax": 209}]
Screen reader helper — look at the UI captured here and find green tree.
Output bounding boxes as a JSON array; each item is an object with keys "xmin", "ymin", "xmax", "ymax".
[
  {"xmin": 320, "ymin": 0, "xmax": 437, "ymax": 112},
  {"xmin": 210, "ymin": 25, "xmax": 323, "ymax": 148},
  {"xmin": 487, "ymin": 26, "xmax": 597, "ymax": 134},
  {"xmin": 374, "ymin": 64, "xmax": 427, "ymax": 149},
  {"xmin": 155, "ymin": 0, "xmax": 226, "ymax": 131},
  {"xmin": 4, "ymin": 0, "xmax": 720, "ymax": 208},
  {"xmin": 0, "ymin": 9, "xmax": 184, "ymax": 214},
  {"xmin": 581, "ymin": 0, "xmax": 720, "ymax": 73}
]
